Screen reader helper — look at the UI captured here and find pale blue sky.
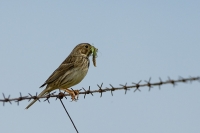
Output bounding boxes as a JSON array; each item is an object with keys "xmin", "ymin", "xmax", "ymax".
[{"xmin": 1, "ymin": 1, "xmax": 200, "ymax": 133}]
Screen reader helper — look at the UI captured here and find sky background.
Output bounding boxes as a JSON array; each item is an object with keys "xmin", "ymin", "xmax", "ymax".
[{"xmin": 1, "ymin": 1, "xmax": 200, "ymax": 133}]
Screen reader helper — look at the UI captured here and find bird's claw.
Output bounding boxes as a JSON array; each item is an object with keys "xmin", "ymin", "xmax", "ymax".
[{"xmin": 64, "ymin": 89, "xmax": 80, "ymax": 101}]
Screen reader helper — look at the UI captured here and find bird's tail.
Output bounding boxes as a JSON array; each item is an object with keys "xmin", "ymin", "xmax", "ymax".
[{"xmin": 25, "ymin": 87, "xmax": 50, "ymax": 109}]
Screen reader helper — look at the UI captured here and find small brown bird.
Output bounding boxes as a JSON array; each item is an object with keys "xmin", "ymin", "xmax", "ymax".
[{"xmin": 25, "ymin": 43, "xmax": 97, "ymax": 109}]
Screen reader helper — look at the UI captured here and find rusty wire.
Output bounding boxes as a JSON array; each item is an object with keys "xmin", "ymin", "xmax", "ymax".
[{"xmin": 1, "ymin": 76, "xmax": 200, "ymax": 105}]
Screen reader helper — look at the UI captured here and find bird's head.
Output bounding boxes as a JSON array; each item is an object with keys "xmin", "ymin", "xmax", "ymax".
[
  {"xmin": 72, "ymin": 43, "xmax": 97, "ymax": 58},
  {"xmin": 72, "ymin": 43, "xmax": 92, "ymax": 57}
]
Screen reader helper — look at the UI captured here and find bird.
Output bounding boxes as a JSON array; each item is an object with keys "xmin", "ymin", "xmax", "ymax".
[{"xmin": 25, "ymin": 43, "xmax": 96, "ymax": 109}]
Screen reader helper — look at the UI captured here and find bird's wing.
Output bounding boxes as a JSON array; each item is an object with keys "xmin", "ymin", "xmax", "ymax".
[{"xmin": 40, "ymin": 63, "xmax": 74, "ymax": 88}]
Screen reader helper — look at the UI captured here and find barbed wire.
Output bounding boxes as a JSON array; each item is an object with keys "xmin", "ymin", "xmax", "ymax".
[{"xmin": 1, "ymin": 76, "xmax": 200, "ymax": 106}]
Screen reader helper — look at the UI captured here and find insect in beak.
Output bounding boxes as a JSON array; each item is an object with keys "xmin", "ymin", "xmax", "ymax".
[{"xmin": 91, "ymin": 46, "xmax": 98, "ymax": 67}]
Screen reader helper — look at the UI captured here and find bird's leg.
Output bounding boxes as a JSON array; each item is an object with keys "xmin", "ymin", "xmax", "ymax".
[{"xmin": 61, "ymin": 88, "xmax": 80, "ymax": 101}]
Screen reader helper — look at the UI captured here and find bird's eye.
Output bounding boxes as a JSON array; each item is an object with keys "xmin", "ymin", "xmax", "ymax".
[{"xmin": 85, "ymin": 45, "xmax": 88, "ymax": 48}]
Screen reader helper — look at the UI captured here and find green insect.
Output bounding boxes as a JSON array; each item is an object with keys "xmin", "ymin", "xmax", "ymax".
[{"xmin": 91, "ymin": 46, "xmax": 98, "ymax": 67}]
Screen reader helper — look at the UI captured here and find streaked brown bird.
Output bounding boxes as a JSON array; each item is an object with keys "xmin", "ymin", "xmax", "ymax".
[{"xmin": 25, "ymin": 43, "xmax": 96, "ymax": 109}]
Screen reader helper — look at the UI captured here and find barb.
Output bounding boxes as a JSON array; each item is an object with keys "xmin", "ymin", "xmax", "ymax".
[{"xmin": 1, "ymin": 76, "xmax": 200, "ymax": 105}]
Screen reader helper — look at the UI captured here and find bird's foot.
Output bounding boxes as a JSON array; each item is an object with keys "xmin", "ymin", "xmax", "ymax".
[{"xmin": 64, "ymin": 89, "xmax": 80, "ymax": 101}]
